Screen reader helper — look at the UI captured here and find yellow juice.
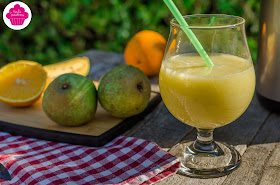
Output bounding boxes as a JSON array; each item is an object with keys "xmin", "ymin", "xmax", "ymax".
[{"xmin": 159, "ymin": 54, "xmax": 255, "ymax": 129}]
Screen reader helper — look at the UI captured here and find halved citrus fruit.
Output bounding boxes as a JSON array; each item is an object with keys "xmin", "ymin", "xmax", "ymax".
[{"xmin": 0, "ymin": 60, "xmax": 46, "ymax": 107}]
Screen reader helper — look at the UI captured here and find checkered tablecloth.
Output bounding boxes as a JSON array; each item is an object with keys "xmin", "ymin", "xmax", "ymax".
[{"xmin": 0, "ymin": 132, "xmax": 179, "ymax": 185}]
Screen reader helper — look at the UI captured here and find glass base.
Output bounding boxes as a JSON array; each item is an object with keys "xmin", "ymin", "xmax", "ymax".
[{"xmin": 169, "ymin": 140, "xmax": 241, "ymax": 178}]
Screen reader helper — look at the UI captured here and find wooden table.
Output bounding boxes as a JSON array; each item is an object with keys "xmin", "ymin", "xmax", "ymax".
[{"xmin": 81, "ymin": 50, "xmax": 280, "ymax": 185}]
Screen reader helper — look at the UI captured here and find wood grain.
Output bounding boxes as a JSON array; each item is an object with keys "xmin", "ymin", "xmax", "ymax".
[
  {"xmin": 2, "ymin": 50, "xmax": 279, "ymax": 183},
  {"xmin": 250, "ymin": 113, "xmax": 280, "ymax": 145},
  {"xmin": 123, "ymin": 102, "xmax": 193, "ymax": 148},
  {"xmin": 156, "ymin": 145, "xmax": 247, "ymax": 185},
  {"xmin": 144, "ymin": 94, "xmax": 273, "ymax": 184},
  {"xmin": 222, "ymin": 143, "xmax": 277, "ymax": 185},
  {"xmin": 81, "ymin": 50, "xmax": 280, "ymax": 184},
  {"xmin": 259, "ymin": 144, "xmax": 280, "ymax": 184},
  {"xmin": 259, "ymin": 167, "xmax": 280, "ymax": 185},
  {"xmin": 74, "ymin": 50, "xmax": 280, "ymax": 184},
  {"xmin": 267, "ymin": 144, "xmax": 280, "ymax": 167}
]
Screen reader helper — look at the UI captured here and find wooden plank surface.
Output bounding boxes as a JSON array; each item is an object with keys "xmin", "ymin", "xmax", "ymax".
[
  {"xmin": 4, "ymin": 50, "xmax": 278, "ymax": 184},
  {"xmin": 123, "ymin": 102, "xmax": 193, "ymax": 148},
  {"xmin": 222, "ymin": 143, "xmax": 277, "ymax": 185},
  {"xmin": 250, "ymin": 113, "xmax": 280, "ymax": 145},
  {"xmin": 155, "ymin": 145, "xmax": 247, "ymax": 185},
  {"xmin": 259, "ymin": 167, "xmax": 280, "ymax": 185},
  {"xmin": 82, "ymin": 50, "xmax": 280, "ymax": 184},
  {"xmin": 78, "ymin": 50, "xmax": 280, "ymax": 185},
  {"xmin": 137, "ymin": 94, "xmax": 275, "ymax": 185},
  {"xmin": 267, "ymin": 144, "xmax": 280, "ymax": 167},
  {"xmin": 260, "ymin": 144, "xmax": 280, "ymax": 185}
]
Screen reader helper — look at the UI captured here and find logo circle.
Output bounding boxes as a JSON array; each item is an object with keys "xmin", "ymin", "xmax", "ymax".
[{"xmin": 3, "ymin": 1, "xmax": 32, "ymax": 30}]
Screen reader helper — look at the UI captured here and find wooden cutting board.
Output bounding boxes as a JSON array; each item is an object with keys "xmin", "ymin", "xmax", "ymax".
[{"xmin": 0, "ymin": 91, "xmax": 161, "ymax": 147}]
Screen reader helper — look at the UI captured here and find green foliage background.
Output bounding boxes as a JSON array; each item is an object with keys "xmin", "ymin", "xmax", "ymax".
[{"xmin": 0, "ymin": 0, "xmax": 260, "ymax": 67}]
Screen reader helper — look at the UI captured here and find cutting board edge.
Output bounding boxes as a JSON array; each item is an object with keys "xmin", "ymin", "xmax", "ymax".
[{"xmin": 0, "ymin": 93, "xmax": 162, "ymax": 147}]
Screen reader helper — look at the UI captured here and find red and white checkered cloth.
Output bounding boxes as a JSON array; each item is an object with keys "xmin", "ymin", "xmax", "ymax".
[{"xmin": 0, "ymin": 132, "xmax": 179, "ymax": 185}]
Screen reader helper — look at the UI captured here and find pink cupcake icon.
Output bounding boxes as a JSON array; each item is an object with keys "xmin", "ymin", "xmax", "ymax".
[{"xmin": 6, "ymin": 4, "xmax": 29, "ymax": 26}]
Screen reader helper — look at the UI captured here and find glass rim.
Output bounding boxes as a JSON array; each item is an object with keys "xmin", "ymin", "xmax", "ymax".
[{"xmin": 170, "ymin": 14, "xmax": 245, "ymax": 29}]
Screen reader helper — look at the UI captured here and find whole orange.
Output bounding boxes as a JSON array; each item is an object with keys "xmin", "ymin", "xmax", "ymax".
[{"xmin": 124, "ymin": 30, "xmax": 166, "ymax": 76}]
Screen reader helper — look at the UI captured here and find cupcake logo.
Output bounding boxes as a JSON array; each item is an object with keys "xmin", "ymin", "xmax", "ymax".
[
  {"xmin": 3, "ymin": 1, "xmax": 32, "ymax": 30},
  {"xmin": 6, "ymin": 4, "xmax": 29, "ymax": 25}
]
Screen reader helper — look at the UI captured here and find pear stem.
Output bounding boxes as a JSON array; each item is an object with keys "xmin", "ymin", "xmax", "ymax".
[
  {"xmin": 137, "ymin": 82, "xmax": 143, "ymax": 92},
  {"xmin": 62, "ymin": 84, "xmax": 69, "ymax": 89}
]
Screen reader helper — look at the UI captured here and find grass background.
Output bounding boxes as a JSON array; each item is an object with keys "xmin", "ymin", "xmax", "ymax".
[{"xmin": 0, "ymin": 0, "xmax": 260, "ymax": 67}]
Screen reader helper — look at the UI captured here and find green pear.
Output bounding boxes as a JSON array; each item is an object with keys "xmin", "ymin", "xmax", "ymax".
[
  {"xmin": 42, "ymin": 73, "xmax": 97, "ymax": 126},
  {"xmin": 98, "ymin": 65, "xmax": 151, "ymax": 118}
]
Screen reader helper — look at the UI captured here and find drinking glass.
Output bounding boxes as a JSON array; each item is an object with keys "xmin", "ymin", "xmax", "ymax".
[{"xmin": 159, "ymin": 14, "xmax": 255, "ymax": 178}]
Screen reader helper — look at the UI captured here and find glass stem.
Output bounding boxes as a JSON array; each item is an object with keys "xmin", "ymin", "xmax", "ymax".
[{"xmin": 188, "ymin": 128, "xmax": 224, "ymax": 156}]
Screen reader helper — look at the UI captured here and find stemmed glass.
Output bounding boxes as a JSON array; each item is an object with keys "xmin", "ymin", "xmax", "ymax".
[{"xmin": 159, "ymin": 14, "xmax": 255, "ymax": 178}]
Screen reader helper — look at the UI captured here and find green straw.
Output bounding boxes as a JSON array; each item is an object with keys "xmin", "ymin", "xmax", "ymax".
[{"xmin": 163, "ymin": 0, "xmax": 214, "ymax": 66}]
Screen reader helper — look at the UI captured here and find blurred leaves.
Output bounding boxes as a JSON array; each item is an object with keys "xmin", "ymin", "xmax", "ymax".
[{"xmin": 0, "ymin": 0, "xmax": 260, "ymax": 67}]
